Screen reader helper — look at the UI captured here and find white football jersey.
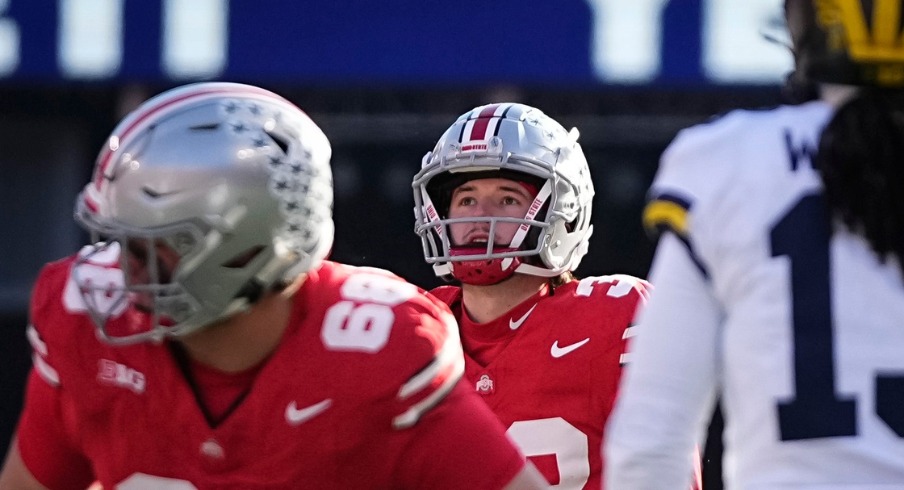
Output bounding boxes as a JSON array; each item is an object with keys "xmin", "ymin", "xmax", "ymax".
[{"xmin": 606, "ymin": 100, "xmax": 904, "ymax": 489}]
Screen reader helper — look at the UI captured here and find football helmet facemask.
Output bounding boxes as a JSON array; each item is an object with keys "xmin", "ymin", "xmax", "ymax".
[
  {"xmin": 74, "ymin": 82, "xmax": 333, "ymax": 344},
  {"xmin": 413, "ymin": 103, "xmax": 594, "ymax": 285}
]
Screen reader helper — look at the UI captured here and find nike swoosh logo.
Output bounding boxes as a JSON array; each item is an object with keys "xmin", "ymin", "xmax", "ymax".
[
  {"xmin": 285, "ymin": 398, "xmax": 332, "ymax": 426},
  {"xmin": 509, "ymin": 303, "xmax": 538, "ymax": 330},
  {"xmin": 550, "ymin": 338, "xmax": 590, "ymax": 358}
]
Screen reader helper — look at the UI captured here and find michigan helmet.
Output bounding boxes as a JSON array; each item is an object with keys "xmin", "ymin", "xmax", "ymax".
[
  {"xmin": 74, "ymin": 82, "xmax": 333, "ymax": 344},
  {"xmin": 412, "ymin": 103, "xmax": 594, "ymax": 285},
  {"xmin": 786, "ymin": 0, "xmax": 904, "ymax": 87}
]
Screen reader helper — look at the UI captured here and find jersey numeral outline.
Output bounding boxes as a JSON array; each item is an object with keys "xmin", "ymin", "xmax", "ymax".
[
  {"xmin": 320, "ymin": 273, "xmax": 417, "ymax": 353},
  {"xmin": 506, "ymin": 417, "xmax": 590, "ymax": 489},
  {"xmin": 115, "ymin": 473, "xmax": 196, "ymax": 489}
]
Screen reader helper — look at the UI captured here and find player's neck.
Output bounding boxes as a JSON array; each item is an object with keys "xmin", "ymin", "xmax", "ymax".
[
  {"xmin": 175, "ymin": 286, "xmax": 298, "ymax": 373},
  {"xmin": 460, "ymin": 274, "xmax": 547, "ymax": 324}
]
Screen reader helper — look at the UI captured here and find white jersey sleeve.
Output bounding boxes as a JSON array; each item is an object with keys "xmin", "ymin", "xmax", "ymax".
[
  {"xmin": 605, "ymin": 232, "xmax": 721, "ymax": 489},
  {"xmin": 607, "ymin": 101, "xmax": 904, "ymax": 488}
]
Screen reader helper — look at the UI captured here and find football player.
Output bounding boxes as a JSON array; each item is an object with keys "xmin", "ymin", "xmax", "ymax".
[
  {"xmin": 0, "ymin": 83, "xmax": 546, "ymax": 489},
  {"xmin": 412, "ymin": 103, "xmax": 686, "ymax": 489},
  {"xmin": 606, "ymin": 0, "xmax": 904, "ymax": 487}
]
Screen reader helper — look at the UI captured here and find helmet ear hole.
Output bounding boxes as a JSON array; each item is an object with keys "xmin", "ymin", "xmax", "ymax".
[
  {"xmin": 222, "ymin": 245, "xmax": 266, "ymax": 269},
  {"xmin": 265, "ymin": 130, "xmax": 290, "ymax": 154}
]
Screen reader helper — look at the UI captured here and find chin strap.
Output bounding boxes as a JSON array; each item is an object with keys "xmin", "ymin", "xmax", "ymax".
[
  {"xmin": 499, "ymin": 180, "xmax": 551, "ymax": 270},
  {"xmin": 513, "ymin": 262, "xmax": 563, "ymax": 278}
]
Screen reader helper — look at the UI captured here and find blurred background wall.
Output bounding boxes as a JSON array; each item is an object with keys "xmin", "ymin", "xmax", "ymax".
[{"xmin": 0, "ymin": 1, "xmax": 791, "ymax": 487}]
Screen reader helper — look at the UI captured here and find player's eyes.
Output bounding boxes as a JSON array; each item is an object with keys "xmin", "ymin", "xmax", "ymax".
[{"xmin": 454, "ymin": 196, "xmax": 476, "ymax": 207}]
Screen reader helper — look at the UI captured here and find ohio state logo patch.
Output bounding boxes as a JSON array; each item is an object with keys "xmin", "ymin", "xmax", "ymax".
[{"xmin": 475, "ymin": 374, "xmax": 495, "ymax": 395}]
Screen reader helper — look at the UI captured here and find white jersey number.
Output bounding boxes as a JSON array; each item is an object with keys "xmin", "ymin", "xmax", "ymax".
[
  {"xmin": 321, "ymin": 273, "xmax": 417, "ymax": 353},
  {"xmin": 576, "ymin": 274, "xmax": 643, "ymax": 299},
  {"xmin": 507, "ymin": 417, "xmax": 590, "ymax": 489},
  {"xmin": 116, "ymin": 474, "xmax": 196, "ymax": 489}
]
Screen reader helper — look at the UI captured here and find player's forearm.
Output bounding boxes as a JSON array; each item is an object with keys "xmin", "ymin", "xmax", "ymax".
[
  {"xmin": 0, "ymin": 438, "xmax": 52, "ymax": 490},
  {"xmin": 501, "ymin": 463, "xmax": 548, "ymax": 490},
  {"xmin": 606, "ymin": 234, "xmax": 721, "ymax": 487}
]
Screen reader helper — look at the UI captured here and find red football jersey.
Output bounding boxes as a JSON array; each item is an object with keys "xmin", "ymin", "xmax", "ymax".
[
  {"xmin": 431, "ymin": 275, "xmax": 646, "ymax": 489},
  {"xmin": 17, "ymin": 257, "xmax": 526, "ymax": 490}
]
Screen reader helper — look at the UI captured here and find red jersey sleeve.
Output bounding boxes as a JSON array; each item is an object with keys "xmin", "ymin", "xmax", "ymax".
[
  {"xmin": 16, "ymin": 259, "xmax": 96, "ymax": 490},
  {"xmin": 309, "ymin": 264, "xmax": 468, "ymax": 430},
  {"xmin": 385, "ymin": 287, "xmax": 527, "ymax": 489},
  {"xmin": 304, "ymin": 263, "xmax": 528, "ymax": 488},
  {"xmin": 16, "ymin": 371, "xmax": 94, "ymax": 490},
  {"xmin": 384, "ymin": 291, "xmax": 466, "ymax": 430},
  {"xmin": 392, "ymin": 380, "xmax": 527, "ymax": 490}
]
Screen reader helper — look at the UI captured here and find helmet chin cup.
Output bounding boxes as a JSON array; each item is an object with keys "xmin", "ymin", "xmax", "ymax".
[{"xmin": 450, "ymin": 247, "xmax": 521, "ymax": 285}]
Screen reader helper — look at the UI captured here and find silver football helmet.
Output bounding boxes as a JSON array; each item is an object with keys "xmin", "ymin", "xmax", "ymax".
[
  {"xmin": 412, "ymin": 103, "xmax": 594, "ymax": 285},
  {"xmin": 74, "ymin": 82, "xmax": 333, "ymax": 344}
]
